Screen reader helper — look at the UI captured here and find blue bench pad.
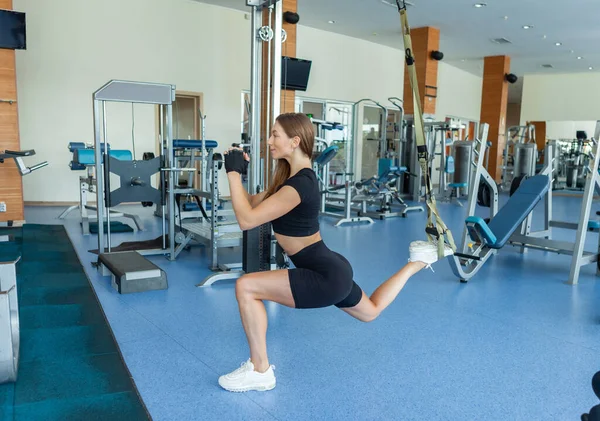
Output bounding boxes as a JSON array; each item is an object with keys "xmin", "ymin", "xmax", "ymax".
[
  {"xmin": 469, "ymin": 175, "xmax": 549, "ymax": 249},
  {"xmin": 173, "ymin": 139, "xmax": 218, "ymax": 149}
]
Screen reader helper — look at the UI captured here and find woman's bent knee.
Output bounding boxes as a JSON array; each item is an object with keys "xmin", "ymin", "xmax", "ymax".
[{"xmin": 235, "ymin": 275, "xmax": 255, "ymax": 300}]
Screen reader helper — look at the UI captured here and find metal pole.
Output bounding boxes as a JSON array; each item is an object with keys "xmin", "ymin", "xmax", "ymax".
[
  {"xmin": 264, "ymin": 6, "xmax": 273, "ymax": 189},
  {"xmin": 102, "ymin": 101, "xmax": 111, "ymax": 252},
  {"xmin": 272, "ymin": 1, "xmax": 282, "ymax": 119},
  {"xmin": 93, "ymin": 99, "xmax": 104, "ymax": 255},
  {"xmin": 249, "ymin": 5, "xmax": 262, "ymax": 194},
  {"xmin": 200, "ymin": 109, "xmax": 207, "ymax": 210},
  {"xmin": 160, "ymin": 105, "xmax": 167, "ymax": 250},
  {"xmin": 167, "ymin": 101, "xmax": 175, "ymax": 260}
]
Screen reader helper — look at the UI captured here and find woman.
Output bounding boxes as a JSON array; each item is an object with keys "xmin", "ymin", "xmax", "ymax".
[{"xmin": 219, "ymin": 112, "xmax": 453, "ymax": 392}]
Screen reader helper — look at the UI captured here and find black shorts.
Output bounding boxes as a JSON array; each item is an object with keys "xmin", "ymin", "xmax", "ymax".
[{"xmin": 287, "ymin": 240, "xmax": 363, "ymax": 309}]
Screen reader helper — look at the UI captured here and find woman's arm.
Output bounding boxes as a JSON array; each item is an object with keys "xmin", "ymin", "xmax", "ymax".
[
  {"xmin": 228, "ymin": 173, "xmax": 299, "ymax": 231},
  {"xmin": 249, "ymin": 191, "xmax": 267, "ymax": 208}
]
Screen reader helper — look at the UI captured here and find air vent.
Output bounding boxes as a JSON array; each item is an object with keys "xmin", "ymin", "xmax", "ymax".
[
  {"xmin": 491, "ymin": 37, "xmax": 512, "ymax": 44},
  {"xmin": 541, "ymin": 64, "xmax": 553, "ymax": 68}
]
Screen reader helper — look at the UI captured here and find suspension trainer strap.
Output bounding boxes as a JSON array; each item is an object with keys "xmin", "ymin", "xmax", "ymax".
[{"xmin": 396, "ymin": 0, "xmax": 456, "ymax": 258}]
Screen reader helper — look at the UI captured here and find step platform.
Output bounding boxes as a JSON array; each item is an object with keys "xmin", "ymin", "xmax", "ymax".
[{"xmin": 98, "ymin": 251, "xmax": 168, "ymax": 294}]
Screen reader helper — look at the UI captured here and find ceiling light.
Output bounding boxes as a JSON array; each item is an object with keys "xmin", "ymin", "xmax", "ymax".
[
  {"xmin": 503, "ymin": 16, "xmax": 508, "ymax": 20},
  {"xmin": 555, "ymin": 42, "xmax": 562, "ymax": 46},
  {"xmin": 522, "ymin": 25, "xmax": 533, "ymax": 29},
  {"xmin": 542, "ymin": 35, "xmax": 547, "ymax": 39},
  {"xmin": 327, "ymin": 20, "xmax": 335, "ymax": 24},
  {"xmin": 474, "ymin": 3, "xmax": 486, "ymax": 7},
  {"xmin": 590, "ymin": 67, "xmax": 594, "ymax": 70},
  {"xmin": 577, "ymin": 56, "xmax": 583, "ymax": 60}
]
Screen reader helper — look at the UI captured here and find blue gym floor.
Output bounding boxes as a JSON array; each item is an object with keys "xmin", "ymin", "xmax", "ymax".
[{"xmin": 23, "ymin": 193, "xmax": 600, "ymax": 421}]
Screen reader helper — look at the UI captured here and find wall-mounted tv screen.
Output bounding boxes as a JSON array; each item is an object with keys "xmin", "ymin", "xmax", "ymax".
[
  {"xmin": 281, "ymin": 56, "xmax": 311, "ymax": 91},
  {"xmin": 0, "ymin": 10, "xmax": 26, "ymax": 50}
]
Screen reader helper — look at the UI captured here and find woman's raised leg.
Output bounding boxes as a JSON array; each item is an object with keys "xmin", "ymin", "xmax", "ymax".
[
  {"xmin": 342, "ymin": 240, "xmax": 453, "ymax": 322},
  {"xmin": 341, "ymin": 261, "xmax": 426, "ymax": 322}
]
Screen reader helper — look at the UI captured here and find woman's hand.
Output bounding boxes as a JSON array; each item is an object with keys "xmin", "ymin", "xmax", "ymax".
[{"xmin": 223, "ymin": 148, "xmax": 247, "ymax": 174}]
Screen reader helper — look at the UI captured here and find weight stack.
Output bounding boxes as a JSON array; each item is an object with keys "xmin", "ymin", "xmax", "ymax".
[
  {"xmin": 242, "ymin": 223, "xmax": 272, "ymax": 273},
  {"xmin": 452, "ymin": 141, "xmax": 473, "ymax": 185},
  {"xmin": 514, "ymin": 143, "xmax": 537, "ymax": 178}
]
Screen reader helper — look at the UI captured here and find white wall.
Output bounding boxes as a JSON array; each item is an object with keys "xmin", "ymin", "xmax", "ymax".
[
  {"xmin": 14, "ymin": 0, "xmax": 251, "ymax": 202},
  {"xmin": 435, "ymin": 62, "xmax": 482, "ymax": 122},
  {"xmin": 296, "ymin": 26, "xmax": 405, "ymax": 103},
  {"xmin": 546, "ymin": 121, "xmax": 598, "ymax": 139},
  {"xmin": 13, "ymin": 0, "xmax": 484, "ymax": 202},
  {"xmin": 521, "ymin": 73, "xmax": 600, "ymax": 122}
]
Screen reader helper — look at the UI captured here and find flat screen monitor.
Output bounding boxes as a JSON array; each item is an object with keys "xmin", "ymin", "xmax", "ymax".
[
  {"xmin": 0, "ymin": 10, "xmax": 26, "ymax": 50},
  {"xmin": 281, "ymin": 57, "xmax": 311, "ymax": 91}
]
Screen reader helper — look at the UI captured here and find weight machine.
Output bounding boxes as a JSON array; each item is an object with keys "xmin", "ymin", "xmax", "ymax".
[
  {"xmin": 58, "ymin": 142, "xmax": 143, "ymax": 235},
  {"xmin": 91, "ymin": 80, "xmax": 178, "ymax": 294},
  {"xmin": 0, "ymin": 148, "xmax": 47, "ymax": 384},
  {"xmin": 196, "ymin": 0, "xmax": 292, "ymax": 286},
  {"xmin": 448, "ymin": 121, "xmax": 600, "ymax": 285},
  {"xmin": 549, "ymin": 131, "xmax": 594, "ymax": 191},
  {"xmin": 500, "ymin": 124, "xmax": 536, "ymax": 192},
  {"xmin": 321, "ymin": 98, "xmax": 424, "ymax": 221}
]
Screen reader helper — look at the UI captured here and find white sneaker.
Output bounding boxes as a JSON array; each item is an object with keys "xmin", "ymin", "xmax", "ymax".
[
  {"xmin": 218, "ymin": 359, "xmax": 276, "ymax": 392},
  {"xmin": 408, "ymin": 240, "xmax": 454, "ymax": 270}
]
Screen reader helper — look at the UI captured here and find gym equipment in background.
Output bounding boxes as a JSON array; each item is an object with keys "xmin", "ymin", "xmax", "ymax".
[
  {"xmin": 58, "ymin": 142, "xmax": 142, "ymax": 235},
  {"xmin": 0, "ymin": 149, "xmax": 47, "ymax": 176},
  {"xmin": 197, "ymin": 0, "xmax": 290, "ymax": 286},
  {"xmin": 397, "ymin": 0, "xmax": 456, "ymax": 258},
  {"xmin": 91, "ymin": 80, "xmax": 175, "ymax": 294},
  {"xmin": 312, "ymin": 116, "xmax": 375, "ymax": 226},
  {"xmin": 0, "ymin": 255, "xmax": 20, "ymax": 384},
  {"xmin": 448, "ymin": 121, "xmax": 600, "ymax": 285},
  {"xmin": 500, "ymin": 124, "xmax": 536, "ymax": 192},
  {"xmin": 0, "ymin": 149, "xmax": 46, "ymax": 384}
]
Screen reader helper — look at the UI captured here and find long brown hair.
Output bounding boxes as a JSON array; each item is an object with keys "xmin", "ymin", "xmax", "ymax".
[{"xmin": 264, "ymin": 113, "xmax": 314, "ymax": 198}]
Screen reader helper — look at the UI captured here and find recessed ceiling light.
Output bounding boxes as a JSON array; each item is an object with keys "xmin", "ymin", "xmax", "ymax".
[
  {"xmin": 577, "ymin": 56, "xmax": 583, "ymax": 60},
  {"xmin": 542, "ymin": 35, "xmax": 547, "ymax": 39},
  {"xmin": 503, "ymin": 16, "xmax": 508, "ymax": 20},
  {"xmin": 474, "ymin": 3, "xmax": 486, "ymax": 7},
  {"xmin": 327, "ymin": 20, "xmax": 335, "ymax": 24},
  {"xmin": 522, "ymin": 25, "xmax": 533, "ymax": 29},
  {"xmin": 555, "ymin": 42, "xmax": 562, "ymax": 46},
  {"xmin": 589, "ymin": 66, "xmax": 594, "ymax": 70}
]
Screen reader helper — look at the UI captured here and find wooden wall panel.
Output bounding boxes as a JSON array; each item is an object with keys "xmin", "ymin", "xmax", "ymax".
[
  {"xmin": 403, "ymin": 26, "xmax": 439, "ymax": 116},
  {"xmin": 479, "ymin": 55, "xmax": 510, "ymax": 181},
  {"xmin": 0, "ymin": 0, "xmax": 24, "ymax": 223},
  {"xmin": 280, "ymin": 0, "xmax": 296, "ymax": 114}
]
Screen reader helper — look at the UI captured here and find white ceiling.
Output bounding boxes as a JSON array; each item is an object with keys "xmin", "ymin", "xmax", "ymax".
[{"xmin": 194, "ymin": 0, "xmax": 600, "ymax": 103}]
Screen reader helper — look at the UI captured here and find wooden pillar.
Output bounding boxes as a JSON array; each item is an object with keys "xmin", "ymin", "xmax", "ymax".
[
  {"xmin": 280, "ymin": 0, "xmax": 297, "ymax": 114},
  {"xmin": 0, "ymin": 0, "xmax": 24, "ymax": 223},
  {"xmin": 480, "ymin": 55, "xmax": 510, "ymax": 181},
  {"xmin": 403, "ymin": 27, "xmax": 440, "ymax": 117}
]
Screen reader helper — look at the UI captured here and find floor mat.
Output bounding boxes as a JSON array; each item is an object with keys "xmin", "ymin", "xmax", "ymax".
[{"xmin": 0, "ymin": 224, "xmax": 150, "ymax": 421}]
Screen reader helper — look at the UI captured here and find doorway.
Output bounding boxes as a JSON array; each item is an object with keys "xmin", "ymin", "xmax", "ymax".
[{"xmin": 155, "ymin": 91, "xmax": 204, "ymax": 187}]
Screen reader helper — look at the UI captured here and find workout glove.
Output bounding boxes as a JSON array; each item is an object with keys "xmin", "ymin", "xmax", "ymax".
[{"xmin": 224, "ymin": 149, "xmax": 246, "ymax": 174}]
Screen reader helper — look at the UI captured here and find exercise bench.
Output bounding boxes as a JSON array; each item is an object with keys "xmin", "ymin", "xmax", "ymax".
[{"xmin": 448, "ymin": 175, "xmax": 550, "ymax": 282}]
